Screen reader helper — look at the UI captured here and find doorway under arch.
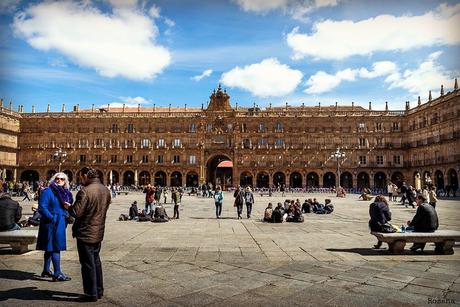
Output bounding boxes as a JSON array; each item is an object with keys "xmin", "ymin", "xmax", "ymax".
[
  {"xmin": 434, "ymin": 170, "xmax": 444, "ymax": 190},
  {"xmin": 240, "ymin": 171, "xmax": 253, "ymax": 187},
  {"xmin": 154, "ymin": 171, "xmax": 167, "ymax": 187},
  {"xmin": 306, "ymin": 172, "xmax": 319, "ymax": 187},
  {"xmin": 206, "ymin": 155, "xmax": 232, "ymax": 188},
  {"xmin": 20, "ymin": 170, "xmax": 39, "ymax": 183},
  {"xmin": 323, "ymin": 172, "xmax": 336, "ymax": 188},
  {"xmin": 290, "ymin": 172, "xmax": 302, "ymax": 188},
  {"xmin": 170, "ymin": 171, "xmax": 183, "ymax": 187},
  {"xmin": 273, "ymin": 172, "xmax": 285, "ymax": 188},
  {"xmin": 186, "ymin": 172, "xmax": 199, "ymax": 187},
  {"xmin": 256, "ymin": 172, "xmax": 269, "ymax": 188},
  {"xmin": 139, "ymin": 171, "xmax": 151, "ymax": 186},
  {"xmin": 340, "ymin": 172, "xmax": 353, "ymax": 189},
  {"xmin": 374, "ymin": 172, "xmax": 387, "ymax": 189},
  {"xmin": 123, "ymin": 170, "xmax": 134, "ymax": 186}
]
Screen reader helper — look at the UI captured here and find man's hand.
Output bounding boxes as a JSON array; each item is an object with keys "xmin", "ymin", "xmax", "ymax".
[{"xmin": 406, "ymin": 220, "xmax": 411, "ymax": 225}]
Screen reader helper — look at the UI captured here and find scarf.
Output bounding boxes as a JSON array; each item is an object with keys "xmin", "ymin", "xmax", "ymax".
[{"xmin": 49, "ymin": 181, "xmax": 73, "ymax": 208}]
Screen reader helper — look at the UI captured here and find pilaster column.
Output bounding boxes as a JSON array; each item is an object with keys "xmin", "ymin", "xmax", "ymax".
[{"xmin": 134, "ymin": 169, "xmax": 138, "ymax": 186}]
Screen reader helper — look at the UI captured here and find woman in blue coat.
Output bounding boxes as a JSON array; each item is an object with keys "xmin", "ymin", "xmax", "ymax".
[{"xmin": 36, "ymin": 172, "xmax": 73, "ymax": 281}]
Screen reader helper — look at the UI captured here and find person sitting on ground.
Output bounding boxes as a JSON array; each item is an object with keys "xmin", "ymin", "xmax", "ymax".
[
  {"xmin": 406, "ymin": 195, "xmax": 439, "ymax": 252},
  {"xmin": 283, "ymin": 199, "xmax": 290, "ymax": 211},
  {"xmin": 285, "ymin": 204, "xmax": 295, "ymax": 222},
  {"xmin": 153, "ymin": 202, "xmax": 169, "ymax": 223},
  {"xmin": 272, "ymin": 202, "xmax": 284, "ymax": 223},
  {"xmin": 0, "ymin": 191, "xmax": 22, "ymax": 231},
  {"xmin": 405, "ymin": 186, "xmax": 416, "ymax": 208},
  {"xmin": 287, "ymin": 202, "xmax": 304, "ymax": 223},
  {"xmin": 336, "ymin": 186, "xmax": 346, "ymax": 198},
  {"xmin": 264, "ymin": 203, "xmax": 273, "ymax": 222},
  {"xmin": 324, "ymin": 199, "xmax": 334, "ymax": 214},
  {"xmin": 369, "ymin": 195, "xmax": 392, "ymax": 249},
  {"xmin": 360, "ymin": 187, "xmax": 372, "ymax": 201},
  {"xmin": 129, "ymin": 201, "xmax": 139, "ymax": 220},
  {"xmin": 312, "ymin": 202, "xmax": 326, "ymax": 214},
  {"xmin": 302, "ymin": 199, "xmax": 311, "ymax": 213}
]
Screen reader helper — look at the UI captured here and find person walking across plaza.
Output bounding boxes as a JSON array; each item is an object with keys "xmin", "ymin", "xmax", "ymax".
[
  {"xmin": 233, "ymin": 185, "xmax": 245, "ymax": 219},
  {"xmin": 66, "ymin": 167, "xmax": 111, "ymax": 302},
  {"xmin": 428, "ymin": 186, "xmax": 438, "ymax": 208},
  {"xmin": 171, "ymin": 188, "xmax": 180, "ymax": 219},
  {"xmin": 244, "ymin": 186, "xmax": 254, "ymax": 219},
  {"xmin": 36, "ymin": 172, "xmax": 73, "ymax": 281},
  {"xmin": 214, "ymin": 185, "xmax": 224, "ymax": 218}
]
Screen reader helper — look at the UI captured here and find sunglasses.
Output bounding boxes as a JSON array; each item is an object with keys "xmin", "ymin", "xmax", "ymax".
[{"xmin": 55, "ymin": 178, "xmax": 65, "ymax": 181}]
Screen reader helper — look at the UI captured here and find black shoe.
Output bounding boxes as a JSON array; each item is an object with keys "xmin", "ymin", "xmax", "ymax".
[
  {"xmin": 98, "ymin": 291, "xmax": 103, "ymax": 299},
  {"xmin": 41, "ymin": 271, "xmax": 53, "ymax": 278},
  {"xmin": 52, "ymin": 274, "xmax": 71, "ymax": 282},
  {"xmin": 76, "ymin": 295, "xmax": 98, "ymax": 302}
]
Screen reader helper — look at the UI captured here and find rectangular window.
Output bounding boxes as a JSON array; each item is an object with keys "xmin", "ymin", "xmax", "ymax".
[
  {"xmin": 173, "ymin": 139, "xmax": 181, "ymax": 148},
  {"xmin": 376, "ymin": 155, "xmax": 384, "ymax": 165},
  {"xmin": 393, "ymin": 155, "xmax": 401, "ymax": 165},
  {"xmin": 189, "ymin": 123, "xmax": 197, "ymax": 133},
  {"xmin": 95, "ymin": 139, "xmax": 103, "ymax": 147},
  {"xmin": 241, "ymin": 123, "xmax": 247, "ymax": 133},
  {"xmin": 110, "ymin": 155, "xmax": 117, "ymax": 163},
  {"xmin": 127, "ymin": 139, "xmax": 134, "ymax": 148},
  {"xmin": 141, "ymin": 139, "xmax": 150, "ymax": 148},
  {"xmin": 359, "ymin": 156, "xmax": 367, "ymax": 165},
  {"xmin": 173, "ymin": 155, "xmax": 180, "ymax": 164},
  {"xmin": 206, "ymin": 123, "xmax": 213, "ymax": 132},
  {"xmin": 142, "ymin": 155, "xmax": 148, "ymax": 163},
  {"xmin": 392, "ymin": 122, "xmax": 400, "ymax": 131},
  {"xmin": 375, "ymin": 122, "xmax": 383, "ymax": 131},
  {"xmin": 157, "ymin": 139, "xmax": 165, "ymax": 148},
  {"xmin": 189, "ymin": 155, "xmax": 196, "ymax": 165},
  {"xmin": 275, "ymin": 122, "xmax": 283, "ymax": 132},
  {"xmin": 127, "ymin": 123, "xmax": 134, "ymax": 133},
  {"xmin": 259, "ymin": 139, "xmax": 268, "ymax": 146},
  {"xmin": 80, "ymin": 154, "xmax": 86, "ymax": 162},
  {"xmin": 275, "ymin": 139, "xmax": 284, "ymax": 148},
  {"xmin": 157, "ymin": 155, "xmax": 164, "ymax": 163},
  {"xmin": 358, "ymin": 123, "xmax": 366, "ymax": 132},
  {"xmin": 258, "ymin": 123, "xmax": 265, "ymax": 132},
  {"xmin": 242, "ymin": 138, "xmax": 251, "ymax": 149},
  {"xmin": 126, "ymin": 155, "xmax": 133, "ymax": 163},
  {"xmin": 111, "ymin": 124, "xmax": 118, "ymax": 133},
  {"xmin": 95, "ymin": 155, "xmax": 102, "ymax": 163},
  {"xmin": 359, "ymin": 138, "xmax": 366, "ymax": 147},
  {"xmin": 376, "ymin": 138, "xmax": 383, "ymax": 146}
]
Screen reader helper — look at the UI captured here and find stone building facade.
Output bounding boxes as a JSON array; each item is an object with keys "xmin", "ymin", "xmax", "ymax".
[{"xmin": 1, "ymin": 81, "xmax": 459, "ymax": 191}]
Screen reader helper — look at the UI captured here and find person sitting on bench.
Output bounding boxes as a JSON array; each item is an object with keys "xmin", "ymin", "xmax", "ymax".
[
  {"xmin": 0, "ymin": 192, "xmax": 22, "ymax": 231},
  {"xmin": 406, "ymin": 195, "xmax": 439, "ymax": 252},
  {"xmin": 369, "ymin": 195, "xmax": 392, "ymax": 249}
]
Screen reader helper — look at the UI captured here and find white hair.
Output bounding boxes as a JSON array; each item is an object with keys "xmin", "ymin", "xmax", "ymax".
[{"xmin": 49, "ymin": 172, "xmax": 70, "ymax": 189}]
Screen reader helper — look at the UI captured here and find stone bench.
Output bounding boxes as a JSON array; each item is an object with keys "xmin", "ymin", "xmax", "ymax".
[
  {"xmin": 0, "ymin": 229, "xmax": 38, "ymax": 254},
  {"xmin": 371, "ymin": 230, "xmax": 460, "ymax": 255}
]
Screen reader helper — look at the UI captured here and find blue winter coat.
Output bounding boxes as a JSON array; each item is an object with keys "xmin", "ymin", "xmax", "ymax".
[{"xmin": 36, "ymin": 188, "xmax": 68, "ymax": 251}]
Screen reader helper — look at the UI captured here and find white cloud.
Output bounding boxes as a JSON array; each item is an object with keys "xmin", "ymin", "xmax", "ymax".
[
  {"xmin": 106, "ymin": 0, "xmax": 138, "ymax": 9},
  {"xmin": 385, "ymin": 51, "xmax": 453, "ymax": 97},
  {"xmin": 221, "ymin": 58, "xmax": 303, "ymax": 97},
  {"xmin": 305, "ymin": 61, "xmax": 398, "ymax": 94},
  {"xmin": 0, "ymin": 0, "xmax": 20, "ymax": 14},
  {"xmin": 100, "ymin": 96, "xmax": 153, "ymax": 108},
  {"xmin": 164, "ymin": 17, "xmax": 175, "ymax": 27},
  {"xmin": 192, "ymin": 69, "xmax": 213, "ymax": 81},
  {"xmin": 148, "ymin": 4, "xmax": 160, "ymax": 18},
  {"xmin": 13, "ymin": 1, "xmax": 171, "ymax": 80},
  {"xmin": 233, "ymin": 0, "xmax": 338, "ymax": 20},
  {"xmin": 287, "ymin": 3, "xmax": 460, "ymax": 60}
]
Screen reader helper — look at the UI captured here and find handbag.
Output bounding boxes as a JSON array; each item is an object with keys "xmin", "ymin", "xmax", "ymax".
[{"xmin": 379, "ymin": 222, "xmax": 397, "ymax": 233}]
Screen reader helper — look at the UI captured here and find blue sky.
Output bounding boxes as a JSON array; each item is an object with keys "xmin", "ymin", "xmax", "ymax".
[{"xmin": 0, "ymin": 0, "xmax": 459, "ymax": 112}]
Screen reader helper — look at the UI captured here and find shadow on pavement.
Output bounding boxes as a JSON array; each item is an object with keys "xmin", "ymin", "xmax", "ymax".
[
  {"xmin": 0, "ymin": 269, "xmax": 40, "ymax": 281},
  {"xmin": 326, "ymin": 248, "xmax": 445, "ymax": 256},
  {"xmin": 0, "ymin": 287, "xmax": 79, "ymax": 302}
]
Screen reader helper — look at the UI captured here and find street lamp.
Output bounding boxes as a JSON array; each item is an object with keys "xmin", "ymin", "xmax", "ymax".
[
  {"xmin": 53, "ymin": 148, "xmax": 67, "ymax": 172},
  {"xmin": 331, "ymin": 147, "xmax": 345, "ymax": 188}
]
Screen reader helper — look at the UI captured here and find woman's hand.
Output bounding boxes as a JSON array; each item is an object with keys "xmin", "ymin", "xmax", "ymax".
[{"xmin": 63, "ymin": 202, "xmax": 71, "ymax": 210}]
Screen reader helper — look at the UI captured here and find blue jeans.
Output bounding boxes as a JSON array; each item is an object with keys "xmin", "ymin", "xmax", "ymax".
[{"xmin": 145, "ymin": 202, "xmax": 152, "ymax": 214}]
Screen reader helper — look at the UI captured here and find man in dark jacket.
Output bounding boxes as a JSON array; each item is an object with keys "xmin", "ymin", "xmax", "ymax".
[
  {"xmin": 407, "ymin": 195, "xmax": 439, "ymax": 252},
  {"xmin": 0, "ymin": 192, "xmax": 22, "ymax": 231},
  {"xmin": 67, "ymin": 167, "xmax": 111, "ymax": 302}
]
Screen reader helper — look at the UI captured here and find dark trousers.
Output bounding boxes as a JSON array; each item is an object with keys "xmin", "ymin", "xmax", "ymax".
[
  {"xmin": 215, "ymin": 202, "xmax": 222, "ymax": 217},
  {"xmin": 77, "ymin": 240, "xmax": 103, "ymax": 297},
  {"xmin": 246, "ymin": 203, "xmax": 253, "ymax": 218},
  {"xmin": 173, "ymin": 204, "xmax": 179, "ymax": 218},
  {"xmin": 236, "ymin": 204, "xmax": 243, "ymax": 217}
]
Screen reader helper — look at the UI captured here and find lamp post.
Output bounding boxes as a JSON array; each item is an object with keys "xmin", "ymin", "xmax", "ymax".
[
  {"xmin": 331, "ymin": 147, "xmax": 345, "ymax": 189},
  {"xmin": 53, "ymin": 148, "xmax": 67, "ymax": 172}
]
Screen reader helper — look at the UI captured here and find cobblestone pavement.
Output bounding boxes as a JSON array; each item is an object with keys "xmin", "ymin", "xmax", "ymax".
[{"xmin": 1, "ymin": 192, "xmax": 459, "ymax": 306}]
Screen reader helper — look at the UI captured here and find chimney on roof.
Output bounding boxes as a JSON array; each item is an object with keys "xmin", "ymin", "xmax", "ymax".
[
  {"xmin": 335, "ymin": 101, "xmax": 338, "ymax": 109},
  {"xmin": 428, "ymin": 90, "xmax": 432, "ymax": 101},
  {"xmin": 405, "ymin": 101, "xmax": 410, "ymax": 111},
  {"xmin": 368, "ymin": 101, "xmax": 372, "ymax": 110},
  {"xmin": 201, "ymin": 103, "xmax": 203, "ymax": 110},
  {"xmin": 418, "ymin": 96, "xmax": 421, "ymax": 106},
  {"xmin": 17, "ymin": 105, "xmax": 20, "ymax": 112},
  {"xmin": 185, "ymin": 103, "xmax": 187, "ymax": 111},
  {"xmin": 0, "ymin": 98, "xmax": 3, "ymax": 109},
  {"xmin": 138, "ymin": 103, "xmax": 140, "ymax": 113},
  {"xmin": 385, "ymin": 101, "xmax": 388, "ymax": 111},
  {"xmin": 440, "ymin": 84, "xmax": 444, "ymax": 96},
  {"xmin": 285, "ymin": 102, "xmax": 288, "ymax": 110},
  {"xmin": 20, "ymin": 105, "xmax": 24, "ymax": 113},
  {"xmin": 351, "ymin": 101, "xmax": 354, "ymax": 110},
  {"xmin": 318, "ymin": 102, "xmax": 321, "ymax": 109},
  {"xmin": 122, "ymin": 103, "xmax": 125, "ymax": 113},
  {"xmin": 455, "ymin": 78, "xmax": 458, "ymax": 90},
  {"xmin": 302, "ymin": 102, "xmax": 305, "ymax": 109},
  {"xmin": 153, "ymin": 104, "xmax": 155, "ymax": 112},
  {"xmin": 168, "ymin": 103, "xmax": 171, "ymax": 113},
  {"xmin": 9, "ymin": 100, "xmax": 13, "ymax": 111},
  {"xmin": 62, "ymin": 104, "xmax": 65, "ymax": 112},
  {"xmin": 235, "ymin": 102, "xmax": 238, "ymax": 110},
  {"xmin": 32, "ymin": 105, "xmax": 35, "ymax": 113},
  {"xmin": 107, "ymin": 103, "xmax": 110, "ymax": 111},
  {"xmin": 47, "ymin": 104, "xmax": 50, "ymax": 113},
  {"xmin": 269, "ymin": 103, "xmax": 272, "ymax": 109}
]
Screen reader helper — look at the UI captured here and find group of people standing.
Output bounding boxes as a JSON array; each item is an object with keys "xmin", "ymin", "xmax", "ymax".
[{"xmin": 143, "ymin": 185, "xmax": 182, "ymax": 219}]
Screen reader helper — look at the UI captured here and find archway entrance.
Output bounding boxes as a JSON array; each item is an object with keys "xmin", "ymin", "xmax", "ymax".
[
  {"xmin": 273, "ymin": 172, "xmax": 285, "ymax": 189},
  {"xmin": 206, "ymin": 155, "xmax": 232, "ymax": 189},
  {"xmin": 374, "ymin": 172, "xmax": 387, "ymax": 189},
  {"xmin": 357, "ymin": 172, "xmax": 370, "ymax": 189},
  {"xmin": 123, "ymin": 171, "xmax": 134, "ymax": 186},
  {"xmin": 139, "ymin": 171, "xmax": 151, "ymax": 186},
  {"xmin": 256, "ymin": 172, "xmax": 269, "ymax": 188},
  {"xmin": 340, "ymin": 172, "xmax": 353, "ymax": 189},
  {"xmin": 154, "ymin": 171, "xmax": 166, "ymax": 187},
  {"xmin": 323, "ymin": 172, "xmax": 336, "ymax": 188},
  {"xmin": 21, "ymin": 170, "xmax": 39, "ymax": 183},
  {"xmin": 170, "ymin": 171, "xmax": 183, "ymax": 187},
  {"xmin": 391, "ymin": 172, "xmax": 404, "ymax": 187},
  {"xmin": 110, "ymin": 170, "xmax": 120, "ymax": 185},
  {"xmin": 240, "ymin": 171, "xmax": 253, "ymax": 187},
  {"xmin": 434, "ymin": 170, "xmax": 444, "ymax": 190},
  {"xmin": 448, "ymin": 169, "xmax": 458, "ymax": 192},
  {"xmin": 290, "ymin": 172, "xmax": 302, "ymax": 188},
  {"xmin": 306, "ymin": 172, "xmax": 319, "ymax": 187},
  {"xmin": 186, "ymin": 172, "xmax": 199, "ymax": 187}
]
